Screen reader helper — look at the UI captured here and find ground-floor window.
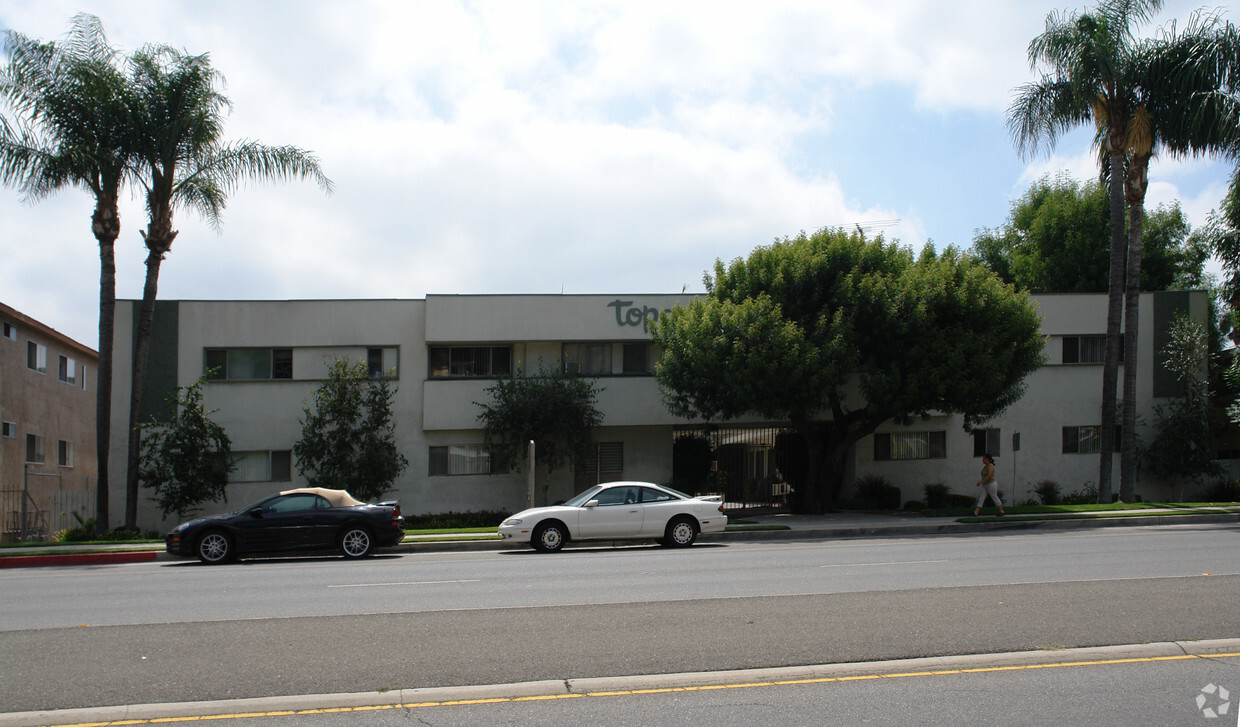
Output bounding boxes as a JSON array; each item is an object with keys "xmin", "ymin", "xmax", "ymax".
[
  {"xmin": 428, "ymin": 444, "xmax": 510, "ymax": 476},
  {"xmin": 973, "ymin": 428, "xmax": 1001, "ymax": 457},
  {"xmin": 574, "ymin": 442, "xmax": 624, "ymax": 487},
  {"xmin": 232, "ymin": 450, "xmax": 293, "ymax": 482},
  {"xmin": 873, "ymin": 431, "xmax": 946, "ymax": 461}
]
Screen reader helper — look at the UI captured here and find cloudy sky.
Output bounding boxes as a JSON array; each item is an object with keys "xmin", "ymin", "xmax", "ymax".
[{"xmin": 2, "ymin": 0, "xmax": 1235, "ymax": 347}]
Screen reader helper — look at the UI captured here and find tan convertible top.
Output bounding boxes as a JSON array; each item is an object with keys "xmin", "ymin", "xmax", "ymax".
[{"xmin": 280, "ymin": 487, "xmax": 363, "ymax": 508}]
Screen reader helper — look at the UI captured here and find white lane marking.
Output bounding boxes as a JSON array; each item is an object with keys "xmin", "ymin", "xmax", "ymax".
[
  {"xmin": 329, "ymin": 579, "xmax": 482, "ymax": 588},
  {"xmin": 820, "ymin": 560, "xmax": 946, "ymax": 568}
]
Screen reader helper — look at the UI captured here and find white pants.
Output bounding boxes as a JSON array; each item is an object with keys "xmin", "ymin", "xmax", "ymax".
[{"xmin": 976, "ymin": 481, "xmax": 1002, "ymax": 508}]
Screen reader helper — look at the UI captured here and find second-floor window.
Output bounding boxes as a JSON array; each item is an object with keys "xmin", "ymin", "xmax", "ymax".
[
  {"xmin": 428, "ymin": 346, "xmax": 512, "ymax": 378},
  {"xmin": 205, "ymin": 348, "xmax": 293, "ymax": 380},
  {"xmin": 27, "ymin": 341, "xmax": 46, "ymax": 373}
]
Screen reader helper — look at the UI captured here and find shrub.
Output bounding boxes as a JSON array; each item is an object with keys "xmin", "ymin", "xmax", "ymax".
[
  {"xmin": 1203, "ymin": 480, "xmax": 1240, "ymax": 502},
  {"xmin": 851, "ymin": 475, "xmax": 902, "ymax": 510},
  {"xmin": 923, "ymin": 483, "xmax": 951, "ymax": 509},
  {"xmin": 1035, "ymin": 480, "xmax": 1061, "ymax": 506},
  {"xmin": 1061, "ymin": 485, "xmax": 1099, "ymax": 505},
  {"xmin": 902, "ymin": 500, "xmax": 925, "ymax": 511},
  {"xmin": 403, "ymin": 510, "xmax": 512, "ymax": 529}
]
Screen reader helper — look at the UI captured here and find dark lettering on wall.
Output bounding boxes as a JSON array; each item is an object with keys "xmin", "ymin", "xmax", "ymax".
[{"xmin": 608, "ymin": 300, "xmax": 666, "ymax": 333}]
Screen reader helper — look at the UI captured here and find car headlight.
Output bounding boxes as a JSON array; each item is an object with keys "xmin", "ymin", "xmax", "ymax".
[{"xmin": 501, "ymin": 518, "xmax": 523, "ymax": 527}]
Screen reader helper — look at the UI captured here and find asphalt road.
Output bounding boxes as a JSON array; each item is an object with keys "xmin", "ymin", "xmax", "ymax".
[{"xmin": 1, "ymin": 524, "xmax": 1238, "ymax": 716}]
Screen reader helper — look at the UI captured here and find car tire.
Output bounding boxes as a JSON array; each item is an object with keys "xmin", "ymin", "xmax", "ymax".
[
  {"xmin": 531, "ymin": 522, "xmax": 566, "ymax": 552},
  {"xmin": 196, "ymin": 530, "xmax": 233, "ymax": 564},
  {"xmin": 339, "ymin": 526, "xmax": 374, "ymax": 558},
  {"xmin": 663, "ymin": 517, "xmax": 698, "ymax": 548}
]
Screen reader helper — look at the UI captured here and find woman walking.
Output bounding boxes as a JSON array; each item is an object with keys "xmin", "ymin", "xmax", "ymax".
[{"xmin": 974, "ymin": 453, "xmax": 1005, "ymax": 517}]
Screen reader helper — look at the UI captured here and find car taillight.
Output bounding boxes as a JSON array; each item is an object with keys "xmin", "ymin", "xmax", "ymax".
[{"xmin": 392, "ymin": 505, "xmax": 401, "ymax": 519}]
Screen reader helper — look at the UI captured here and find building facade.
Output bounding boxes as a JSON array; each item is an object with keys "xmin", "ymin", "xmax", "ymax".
[
  {"xmin": 0, "ymin": 302, "xmax": 97, "ymax": 541},
  {"xmin": 107, "ymin": 290, "xmax": 1213, "ymax": 531}
]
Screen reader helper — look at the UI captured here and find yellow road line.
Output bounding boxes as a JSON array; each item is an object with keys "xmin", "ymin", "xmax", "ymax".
[{"xmin": 34, "ymin": 652, "xmax": 1240, "ymax": 727}]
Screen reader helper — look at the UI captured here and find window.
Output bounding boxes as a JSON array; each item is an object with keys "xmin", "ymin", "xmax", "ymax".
[
  {"xmin": 574, "ymin": 442, "xmax": 624, "ymax": 487},
  {"xmin": 58, "ymin": 440, "xmax": 74, "ymax": 467},
  {"xmin": 563, "ymin": 343, "xmax": 611, "ymax": 375},
  {"xmin": 1, "ymin": 422, "xmax": 15, "ymax": 438},
  {"xmin": 27, "ymin": 341, "xmax": 46, "ymax": 373},
  {"xmin": 973, "ymin": 429, "xmax": 1001, "ymax": 457},
  {"xmin": 622, "ymin": 343, "xmax": 653, "ymax": 374},
  {"xmin": 58, "ymin": 355, "xmax": 78, "ymax": 385},
  {"xmin": 1063, "ymin": 426, "xmax": 1104, "ymax": 454},
  {"xmin": 367, "ymin": 347, "xmax": 399, "ymax": 378},
  {"xmin": 428, "ymin": 444, "xmax": 508, "ymax": 476},
  {"xmin": 205, "ymin": 348, "xmax": 293, "ymax": 380},
  {"xmin": 2, "ymin": 322, "xmax": 15, "ymax": 340},
  {"xmin": 428, "ymin": 346, "xmax": 512, "ymax": 378},
  {"xmin": 1062, "ymin": 335, "xmax": 1110, "ymax": 364},
  {"xmin": 231, "ymin": 451, "xmax": 293, "ymax": 482},
  {"xmin": 25, "ymin": 434, "xmax": 44, "ymax": 464},
  {"xmin": 873, "ymin": 431, "xmax": 946, "ymax": 461}
]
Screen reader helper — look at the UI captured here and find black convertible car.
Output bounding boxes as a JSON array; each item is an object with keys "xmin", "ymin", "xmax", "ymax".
[{"xmin": 165, "ymin": 488, "xmax": 405, "ymax": 564}]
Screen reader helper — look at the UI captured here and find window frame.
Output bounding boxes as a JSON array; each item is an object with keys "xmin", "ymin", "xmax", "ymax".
[
  {"xmin": 58, "ymin": 440, "xmax": 74, "ymax": 467},
  {"xmin": 25, "ymin": 433, "xmax": 45, "ymax": 464},
  {"xmin": 972, "ymin": 429, "xmax": 1001, "ymax": 457},
  {"xmin": 562, "ymin": 342, "xmax": 613, "ymax": 376},
  {"xmin": 205, "ymin": 348, "xmax": 294, "ymax": 381},
  {"xmin": 427, "ymin": 444, "xmax": 510, "ymax": 476}
]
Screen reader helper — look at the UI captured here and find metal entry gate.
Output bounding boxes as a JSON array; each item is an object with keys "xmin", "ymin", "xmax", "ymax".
[{"xmin": 672, "ymin": 426, "xmax": 795, "ymax": 510}]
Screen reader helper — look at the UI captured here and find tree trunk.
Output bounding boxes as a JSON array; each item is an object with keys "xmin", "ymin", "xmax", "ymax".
[
  {"xmin": 1120, "ymin": 155, "xmax": 1150, "ymax": 503},
  {"xmin": 124, "ymin": 215, "xmax": 177, "ymax": 529},
  {"xmin": 1098, "ymin": 141, "xmax": 1127, "ymax": 504},
  {"xmin": 92, "ymin": 198, "xmax": 120, "ymax": 534}
]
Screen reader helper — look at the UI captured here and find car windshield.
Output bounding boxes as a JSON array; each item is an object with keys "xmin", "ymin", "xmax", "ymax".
[{"xmin": 563, "ymin": 486, "xmax": 604, "ymax": 508}]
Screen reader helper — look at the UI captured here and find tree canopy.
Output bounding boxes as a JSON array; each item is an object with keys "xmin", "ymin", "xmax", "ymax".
[
  {"xmin": 970, "ymin": 175, "xmax": 1207, "ymax": 293},
  {"xmin": 476, "ymin": 363, "xmax": 604, "ymax": 501},
  {"xmin": 651, "ymin": 228, "xmax": 1045, "ymax": 513},
  {"xmin": 138, "ymin": 375, "xmax": 234, "ymax": 520},
  {"xmin": 293, "ymin": 358, "xmax": 407, "ymax": 503}
]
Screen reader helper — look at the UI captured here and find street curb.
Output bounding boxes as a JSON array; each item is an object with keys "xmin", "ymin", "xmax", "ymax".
[
  {"xmin": 0, "ymin": 551, "xmax": 157, "ymax": 569},
  {"xmin": 3, "ymin": 638, "xmax": 1237, "ymax": 727}
]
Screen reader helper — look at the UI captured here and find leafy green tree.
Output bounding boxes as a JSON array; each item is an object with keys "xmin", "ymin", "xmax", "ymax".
[
  {"xmin": 650, "ymin": 228, "xmax": 1045, "ymax": 513},
  {"xmin": 1208, "ymin": 168, "xmax": 1240, "ymax": 333},
  {"xmin": 293, "ymin": 358, "xmax": 407, "ymax": 503},
  {"xmin": 972, "ymin": 176, "xmax": 1206, "ymax": 294},
  {"xmin": 122, "ymin": 45, "xmax": 333, "ymax": 528},
  {"xmin": 476, "ymin": 364, "xmax": 604, "ymax": 500},
  {"xmin": 1, "ymin": 14, "xmax": 137, "ymax": 531},
  {"xmin": 1146, "ymin": 315, "xmax": 1218, "ymax": 499},
  {"xmin": 139, "ymin": 374, "xmax": 234, "ymax": 520},
  {"xmin": 1008, "ymin": 0, "xmax": 1163, "ymax": 503}
]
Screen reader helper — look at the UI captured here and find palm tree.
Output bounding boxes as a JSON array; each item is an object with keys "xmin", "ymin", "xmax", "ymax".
[
  {"xmin": 1008, "ymin": 0, "xmax": 1162, "ymax": 503},
  {"xmin": 1, "ymin": 14, "xmax": 137, "ymax": 532},
  {"xmin": 1113, "ymin": 11, "xmax": 1240, "ymax": 501},
  {"xmin": 121, "ymin": 45, "xmax": 333, "ymax": 527}
]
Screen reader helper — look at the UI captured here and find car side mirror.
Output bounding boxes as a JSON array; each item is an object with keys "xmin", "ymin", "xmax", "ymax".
[{"xmin": 584, "ymin": 499, "xmax": 599, "ymax": 508}]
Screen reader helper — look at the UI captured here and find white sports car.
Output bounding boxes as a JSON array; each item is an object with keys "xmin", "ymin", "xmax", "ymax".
[{"xmin": 498, "ymin": 481, "xmax": 727, "ymax": 552}]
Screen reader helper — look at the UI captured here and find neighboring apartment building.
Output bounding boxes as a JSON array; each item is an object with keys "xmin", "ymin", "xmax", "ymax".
[
  {"xmin": 0, "ymin": 302, "xmax": 97, "ymax": 541},
  {"xmin": 107, "ymin": 290, "xmax": 1212, "ymax": 532}
]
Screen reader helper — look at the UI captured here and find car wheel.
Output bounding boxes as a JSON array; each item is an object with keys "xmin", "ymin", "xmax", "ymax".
[
  {"xmin": 531, "ymin": 522, "xmax": 565, "ymax": 552},
  {"xmin": 197, "ymin": 531, "xmax": 233, "ymax": 564},
  {"xmin": 339, "ymin": 526, "xmax": 374, "ymax": 558},
  {"xmin": 663, "ymin": 517, "xmax": 698, "ymax": 548}
]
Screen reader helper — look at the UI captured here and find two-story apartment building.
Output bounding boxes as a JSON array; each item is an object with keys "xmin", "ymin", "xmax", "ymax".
[
  {"xmin": 0, "ymin": 302, "xmax": 97, "ymax": 541},
  {"xmin": 105, "ymin": 289, "xmax": 1211, "ymax": 532}
]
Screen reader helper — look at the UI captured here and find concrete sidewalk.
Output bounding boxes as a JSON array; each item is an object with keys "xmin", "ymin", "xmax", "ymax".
[{"xmin": 2, "ymin": 507, "xmax": 1237, "ymax": 567}]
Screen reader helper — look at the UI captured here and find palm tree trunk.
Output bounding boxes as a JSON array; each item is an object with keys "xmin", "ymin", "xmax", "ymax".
[
  {"xmin": 1098, "ymin": 144, "xmax": 1127, "ymax": 504},
  {"xmin": 125, "ymin": 221, "xmax": 176, "ymax": 529},
  {"xmin": 92, "ymin": 198, "xmax": 119, "ymax": 534},
  {"xmin": 1120, "ymin": 156, "xmax": 1150, "ymax": 503}
]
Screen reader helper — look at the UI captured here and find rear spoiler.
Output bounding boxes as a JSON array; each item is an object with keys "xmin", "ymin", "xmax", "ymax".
[
  {"xmin": 698, "ymin": 494, "xmax": 724, "ymax": 502},
  {"xmin": 378, "ymin": 500, "xmax": 399, "ymax": 507}
]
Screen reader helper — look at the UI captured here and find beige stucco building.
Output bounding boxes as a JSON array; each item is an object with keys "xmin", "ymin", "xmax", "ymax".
[
  {"xmin": 0, "ymin": 302, "xmax": 97, "ymax": 540},
  {"xmin": 105, "ymin": 290, "xmax": 1214, "ymax": 532}
]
